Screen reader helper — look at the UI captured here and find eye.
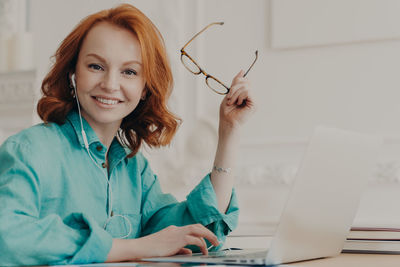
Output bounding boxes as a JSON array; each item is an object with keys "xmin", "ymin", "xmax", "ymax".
[
  {"xmin": 88, "ymin": 64, "xmax": 104, "ymax": 71},
  {"xmin": 123, "ymin": 69, "xmax": 137, "ymax": 76}
]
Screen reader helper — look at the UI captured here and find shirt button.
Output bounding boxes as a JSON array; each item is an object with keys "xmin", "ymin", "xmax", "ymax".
[
  {"xmin": 102, "ymin": 162, "xmax": 107, "ymax": 168},
  {"xmin": 96, "ymin": 145, "xmax": 103, "ymax": 151}
]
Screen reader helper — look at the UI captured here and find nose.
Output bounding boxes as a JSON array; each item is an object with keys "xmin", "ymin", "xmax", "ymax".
[{"xmin": 100, "ymin": 71, "xmax": 120, "ymax": 92}]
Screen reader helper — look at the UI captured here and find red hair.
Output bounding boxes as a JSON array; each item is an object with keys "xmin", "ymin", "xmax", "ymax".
[{"xmin": 37, "ymin": 4, "xmax": 180, "ymax": 157}]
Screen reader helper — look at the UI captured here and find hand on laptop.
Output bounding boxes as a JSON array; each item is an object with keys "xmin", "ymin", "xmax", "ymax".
[{"xmin": 133, "ymin": 224, "xmax": 220, "ymax": 258}]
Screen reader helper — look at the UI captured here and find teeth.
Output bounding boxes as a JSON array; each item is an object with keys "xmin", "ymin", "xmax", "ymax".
[{"xmin": 95, "ymin": 97, "xmax": 119, "ymax": 105}]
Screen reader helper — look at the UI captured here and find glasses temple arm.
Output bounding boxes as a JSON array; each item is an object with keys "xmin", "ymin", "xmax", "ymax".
[
  {"xmin": 243, "ymin": 50, "xmax": 258, "ymax": 77},
  {"xmin": 181, "ymin": 22, "xmax": 224, "ymax": 51}
]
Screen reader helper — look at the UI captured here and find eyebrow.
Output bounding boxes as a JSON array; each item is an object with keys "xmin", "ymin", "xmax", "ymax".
[{"xmin": 85, "ymin": 53, "xmax": 142, "ymax": 66}]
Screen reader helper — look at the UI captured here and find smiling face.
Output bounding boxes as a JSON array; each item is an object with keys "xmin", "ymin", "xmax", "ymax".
[{"xmin": 74, "ymin": 21, "xmax": 146, "ymax": 132}]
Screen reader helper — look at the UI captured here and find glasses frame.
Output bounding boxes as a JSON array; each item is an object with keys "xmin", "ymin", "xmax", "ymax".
[{"xmin": 180, "ymin": 22, "xmax": 258, "ymax": 95}]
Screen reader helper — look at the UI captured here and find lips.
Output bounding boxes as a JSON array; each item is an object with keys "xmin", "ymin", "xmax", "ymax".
[{"xmin": 92, "ymin": 96, "xmax": 123, "ymax": 105}]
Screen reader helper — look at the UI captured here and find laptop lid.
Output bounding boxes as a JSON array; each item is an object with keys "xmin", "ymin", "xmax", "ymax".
[
  {"xmin": 265, "ymin": 126, "xmax": 382, "ymax": 265},
  {"xmin": 142, "ymin": 126, "xmax": 382, "ymax": 265}
]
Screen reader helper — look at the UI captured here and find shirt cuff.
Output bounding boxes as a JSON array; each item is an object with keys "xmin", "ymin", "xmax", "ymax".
[
  {"xmin": 186, "ymin": 174, "xmax": 239, "ymax": 236},
  {"xmin": 65, "ymin": 213, "xmax": 113, "ymax": 264}
]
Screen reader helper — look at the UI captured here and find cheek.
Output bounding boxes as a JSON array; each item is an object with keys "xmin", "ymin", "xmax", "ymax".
[
  {"xmin": 75, "ymin": 72, "xmax": 92, "ymax": 93},
  {"xmin": 125, "ymin": 81, "xmax": 146, "ymax": 101},
  {"xmin": 130, "ymin": 90, "xmax": 144, "ymax": 101}
]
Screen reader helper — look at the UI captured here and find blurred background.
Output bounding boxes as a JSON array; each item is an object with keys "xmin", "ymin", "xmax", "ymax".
[{"xmin": 2, "ymin": 0, "xmax": 400, "ymax": 235}]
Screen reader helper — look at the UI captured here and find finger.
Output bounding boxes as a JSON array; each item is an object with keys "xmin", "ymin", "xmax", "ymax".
[
  {"xmin": 237, "ymin": 90, "xmax": 250, "ymax": 106},
  {"xmin": 228, "ymin": 86, "xmax": 247, "ymax": 105},
  {"xmin": 185, "ymin": 224, "xmax": 219, "ymax": 247},
  {"xmin": 184, "ymin": 235, "xmax": 208, "ymax": 255},
  {"xmin": 229, "ymin": 80, "xmax": 247, "ymax": 92},
  {"xmin": 233, "ymin": 69, "xmax": 245, "ymax": 81},
  {"xmin": 234, "ymin": 70, "xmax": 248, "ymax": 84},
  {"xmin": 192, "ymin": 224, "xmax": 220, "ymax": 246},
  {"xmin": 177, "ymin": 248, "xmax": 193, "ymax": 255},
  {"xmin": 228, "ymin": 80, "xmax": 249, "ymax": 99},
  {"xmin": 228, "ymin": 71, "xmax": 247, "ymax": 97}
]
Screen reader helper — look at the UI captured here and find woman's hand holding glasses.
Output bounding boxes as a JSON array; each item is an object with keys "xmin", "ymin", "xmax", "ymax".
[{"xmin": 219, "ymin": 69, "xmax": 255, "ymax": 132}]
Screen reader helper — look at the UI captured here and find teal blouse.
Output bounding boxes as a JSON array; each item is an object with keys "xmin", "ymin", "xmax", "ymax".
[{"xmin": 0, "ymin": 110, "xmax": 239, "ymax": 266}]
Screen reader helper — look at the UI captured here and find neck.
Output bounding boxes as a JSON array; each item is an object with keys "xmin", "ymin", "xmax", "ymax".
[
  {"xmin": 92, "ymin": 123, "xmax": 120, "ymax": 149},
  {"xmin": 81, "ymin": 112, "xmax": 121, "ymax": 149}
]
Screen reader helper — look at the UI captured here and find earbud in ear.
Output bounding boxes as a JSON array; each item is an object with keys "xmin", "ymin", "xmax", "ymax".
[
  {"xmin": 71, "ymin": 73, "xmax": 77, "ymax": 89},
  {"xmin": 70, "ymin": 72, "xmax": 89, "ymax": 149}
]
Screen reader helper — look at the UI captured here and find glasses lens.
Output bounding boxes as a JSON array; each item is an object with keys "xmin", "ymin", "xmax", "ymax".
[
  {"xmin": 206, "ymin": 76, "xmax": 229, "ymax": 95},
  {"xmin": 181, "ymin": 54, "xmax": 201, "ymax": 74}
]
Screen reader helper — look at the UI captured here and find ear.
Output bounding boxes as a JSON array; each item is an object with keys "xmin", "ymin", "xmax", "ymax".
[
  {"xmin": 141, "ymin": 90, "xmax": 147, "ymax": 100},
  {"xmin": 68, "ymin": 72, "xmax": 76, "ymax": 89}
]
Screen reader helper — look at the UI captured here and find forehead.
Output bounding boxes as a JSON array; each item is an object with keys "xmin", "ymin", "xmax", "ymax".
[{"xmin": 79, "ymin": 21, "xmax": 142, "ymax": 62}]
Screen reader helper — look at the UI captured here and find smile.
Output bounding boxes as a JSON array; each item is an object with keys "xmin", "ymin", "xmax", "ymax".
[{"xmin": 93, "ymin": 96, "xmax": 122, "ymax": 105}]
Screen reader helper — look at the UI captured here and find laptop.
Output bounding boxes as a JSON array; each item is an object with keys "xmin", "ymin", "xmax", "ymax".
[{"xmin": 143, "ymin": 126, "xmax": 382, "ymax": 265}]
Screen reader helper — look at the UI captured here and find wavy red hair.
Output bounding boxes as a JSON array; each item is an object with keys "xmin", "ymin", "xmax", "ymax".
[{"xmin": 37, "ymin": 4, "xmax": 180, "ymax": 157}]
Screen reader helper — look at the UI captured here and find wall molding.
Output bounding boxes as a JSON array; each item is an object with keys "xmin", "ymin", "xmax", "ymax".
[
  {"xmin": 0, "ymin": 70, "xmax": 36, "ymax": 142},
  {"xmin": 271, "ymin": 0, "xmax": 400, "ymax": 49},
  {"xmin": 0, "ymin": 70, "xmax": 35, "ymax": 106},
  {"xmin": 234, "ymin": 160, "xmax": 400, "ymax": 185},
  {"xmin": 156, "ymin": 160, "xmax": 400, "ymax": 188}
]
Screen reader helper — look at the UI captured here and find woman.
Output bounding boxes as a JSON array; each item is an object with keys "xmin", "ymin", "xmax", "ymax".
[{"xmin": 0, "ymin": 3, "xmax": 254, "ymax": 266}]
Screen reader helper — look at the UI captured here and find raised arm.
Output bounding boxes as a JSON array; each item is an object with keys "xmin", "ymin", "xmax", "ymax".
[{"xmin": 210, "ymin": 70, "xmax": 255, "ymax": 213}]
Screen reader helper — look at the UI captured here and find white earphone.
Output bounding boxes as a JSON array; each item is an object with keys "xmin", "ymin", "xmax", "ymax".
[
  {"xmin": 71, "ymin": 73, "xmax": 77, "ymax": 90},
  {"xmin": 70, "ymin": 72, "xmax": 132, "ymax": 238},
  {"xmin": 71, "ymin": 73, "xmax": 89, "ymax": 149}
]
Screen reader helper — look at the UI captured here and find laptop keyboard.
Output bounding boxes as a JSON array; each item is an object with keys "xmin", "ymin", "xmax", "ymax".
[{"xmin": 201, "ymin": 250, "xmax": 267, "ymax": 259}]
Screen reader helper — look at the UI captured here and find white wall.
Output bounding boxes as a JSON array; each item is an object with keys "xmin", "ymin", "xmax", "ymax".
[{"xmin": 2, "ymin": 0, "xmax": 400, "ymax": 234}]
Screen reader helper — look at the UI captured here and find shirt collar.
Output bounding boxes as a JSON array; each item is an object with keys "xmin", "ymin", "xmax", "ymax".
[
  {"xmin": 66, "ymin": 109, "xmax": 99, "ymax": 148},
  {"xmin": 66, "ymin": 110, "xmax": 129, "ymax": 165}
]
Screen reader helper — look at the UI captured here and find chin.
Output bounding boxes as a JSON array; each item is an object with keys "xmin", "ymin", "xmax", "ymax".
[{"xmin": 89, "ymin": 112, "xmax": 124, "ymax": 126}]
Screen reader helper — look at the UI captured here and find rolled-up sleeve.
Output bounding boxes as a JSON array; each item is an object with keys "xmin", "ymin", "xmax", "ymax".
[
  {"xmin": 186, "ymin": 174, "xmax": 239, "ymax": 241},
  {"xmin": 0, "ymin": 141, "xmax": 112, "ymax": 266},
  {"xmin": 138, "ymin": 154, "xmax": 239, "ymax": 249}
]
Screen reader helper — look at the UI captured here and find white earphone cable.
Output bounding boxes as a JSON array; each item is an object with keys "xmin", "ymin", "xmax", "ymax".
[{"xmin": 71, "ymin": 74, "xmax": 132, "ymax": 238}]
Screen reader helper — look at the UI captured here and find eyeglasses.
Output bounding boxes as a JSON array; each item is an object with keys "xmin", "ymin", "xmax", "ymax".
[{"xmin": 180, "ymin": 22, "xmax": 258, "ymax": 95}]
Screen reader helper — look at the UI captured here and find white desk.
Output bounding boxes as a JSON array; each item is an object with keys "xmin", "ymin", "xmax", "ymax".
[
  {"xmin": 225, "ymin": 235, "xmax": 400, "ymax": 267},
  {"xmin": 287, "ymin": 253, "xmax": 400, "ymax": 267}
]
